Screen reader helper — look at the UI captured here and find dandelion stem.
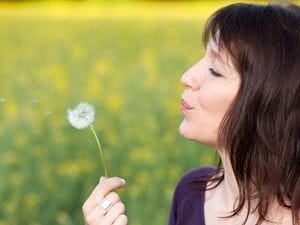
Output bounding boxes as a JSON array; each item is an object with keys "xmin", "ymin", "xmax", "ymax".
[{"xmin": 90, "ymin": 125, "xmax": 108, "ymax": 177}]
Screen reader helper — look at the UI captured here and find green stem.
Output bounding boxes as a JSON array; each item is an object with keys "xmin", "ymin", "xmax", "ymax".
[{"xmin": 90, "ymin": 125, "xmax": 108, "ymax": 177}]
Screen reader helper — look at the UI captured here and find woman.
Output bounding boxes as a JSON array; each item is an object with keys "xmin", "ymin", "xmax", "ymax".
[{"xmin": 82, "ymin": 2, "xmax": 300, "ymax": 225}]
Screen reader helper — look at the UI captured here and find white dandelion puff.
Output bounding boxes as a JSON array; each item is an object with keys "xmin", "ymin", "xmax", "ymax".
[
  {"xmin": 68, "ymin": 102, "xmax": 95, "ymax": 129},
  {"xmin": 67, "ymin": 102, "xmax": 108, "ymax": 176}
]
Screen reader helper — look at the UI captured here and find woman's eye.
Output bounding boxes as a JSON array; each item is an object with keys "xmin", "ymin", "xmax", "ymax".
[{"xmin": 209, "ymin": 68, "xmax": 222, "ymax": 77}]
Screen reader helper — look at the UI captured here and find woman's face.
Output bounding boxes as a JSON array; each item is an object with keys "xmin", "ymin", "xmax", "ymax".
[{"xmin": 179, "ymin": 40, "xmax": 240, "ymax": 147}]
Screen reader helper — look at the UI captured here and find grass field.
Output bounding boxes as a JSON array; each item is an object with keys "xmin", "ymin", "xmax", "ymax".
[{"xmin": 0, "ymin": 1, "xmax": 297, "ymax": 225}]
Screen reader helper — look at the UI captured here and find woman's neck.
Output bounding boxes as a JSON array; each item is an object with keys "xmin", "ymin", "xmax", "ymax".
[
  {"xmin": 213, "ymin": 150, "xmax": 292, "ymax": 224},
  {"xmin": 218, "ymin": 150, "xmax": 240, "ymax": 210}
]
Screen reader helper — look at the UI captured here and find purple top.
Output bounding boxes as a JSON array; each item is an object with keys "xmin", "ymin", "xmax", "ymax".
[{"xmin": 168, "ymin": 167, "xmax": 216, "ymax": 225}]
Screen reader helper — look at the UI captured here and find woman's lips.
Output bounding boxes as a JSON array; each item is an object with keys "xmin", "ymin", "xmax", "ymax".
[{"xmin": 181, "ymin": 99, "xmax": 193, "ymax": 111}]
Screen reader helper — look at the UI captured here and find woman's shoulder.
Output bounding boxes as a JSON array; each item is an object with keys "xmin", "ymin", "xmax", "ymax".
[
  {"xmin": 177, "ymin": 166, "xmax": 217, "ymax": 186},
  {"xmin": 173, "ymin": 166, "xmax": 217, "ymax": 195},
  {"xmin": 168, "ymin": 167, "xmax": 217, "ymax": 225},
  {"xmin": 183, "ymin": 166, "xmax": 217, "ymax": 179}
]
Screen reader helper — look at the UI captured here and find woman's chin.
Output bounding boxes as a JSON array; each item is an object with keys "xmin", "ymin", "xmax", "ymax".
[
  {"xmin": 179, "ymin": 120, "xmax": 216, "ymax": 146},
  {"xmin": 179, "ymin": 120, "xmax": 194, "ymax": 140}
]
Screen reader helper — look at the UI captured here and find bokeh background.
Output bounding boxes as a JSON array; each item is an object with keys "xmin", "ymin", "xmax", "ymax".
[{"xmin": 0, "ymin": 0, "xmax": 298, "ymax": 224}]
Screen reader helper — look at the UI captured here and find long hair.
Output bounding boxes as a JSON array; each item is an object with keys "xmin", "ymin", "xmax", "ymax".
[{"xmin": 201, "ymin": 3, "xmax": 300, "ymax": 225}]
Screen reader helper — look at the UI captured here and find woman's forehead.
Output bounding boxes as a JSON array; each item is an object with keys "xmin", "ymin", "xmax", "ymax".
[
  {"xmin": 207, "ymin": 38, "xmax": 219, "ymax": 52},
  {"xmin": 207, "ymin": 39, "xmax": 227, "ymax": 65}
]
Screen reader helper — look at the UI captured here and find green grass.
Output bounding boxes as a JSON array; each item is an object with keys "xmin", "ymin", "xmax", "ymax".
[{"xmin": 0, "ymin": 1, "xmax": 290, "ymax": 224}]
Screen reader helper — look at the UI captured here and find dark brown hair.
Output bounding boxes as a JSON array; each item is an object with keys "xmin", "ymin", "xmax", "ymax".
[{"xmin": 202, "ymin": 2, "xmax": 300, "ymax": 225}]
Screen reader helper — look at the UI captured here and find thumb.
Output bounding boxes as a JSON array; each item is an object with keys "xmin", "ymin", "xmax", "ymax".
[{"xmin": 99, "ymin": 176, "xmax": 107, "ymax": 185}]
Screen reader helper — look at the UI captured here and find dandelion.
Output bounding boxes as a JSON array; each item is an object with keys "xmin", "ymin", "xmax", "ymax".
[
  {"xmin": 68, "ymin": 103, "xmax": 95, "ymax": 129},
  {"xmin": 67, "ymin": 102, "xmax": 108, "ymax": 177}
]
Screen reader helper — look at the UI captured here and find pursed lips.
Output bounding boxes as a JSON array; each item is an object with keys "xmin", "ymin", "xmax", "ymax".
[{"xmin": 181, "ymin": 99, "xmax": 194, "ymax": 111}]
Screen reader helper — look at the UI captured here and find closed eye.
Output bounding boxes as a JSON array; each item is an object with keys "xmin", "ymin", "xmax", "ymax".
[{"xmin": 209, "ymin": 68, "xmax": 222, "ymax": 77}]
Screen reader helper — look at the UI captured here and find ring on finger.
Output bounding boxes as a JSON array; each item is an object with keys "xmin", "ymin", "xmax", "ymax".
[{"xmin": 98, "ymin": 198, "xmax": 112, "ymax": 211}]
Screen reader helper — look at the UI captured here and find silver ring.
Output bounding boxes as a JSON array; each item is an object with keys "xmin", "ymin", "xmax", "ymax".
[{"xmin": 98, "ymin": 198, "xmax": 112, "ymax": 210}]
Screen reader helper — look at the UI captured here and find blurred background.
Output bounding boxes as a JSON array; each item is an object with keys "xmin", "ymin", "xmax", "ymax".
[{"xmin": 0, "ymin": 0, "xmax": 298, "ymax": 224}]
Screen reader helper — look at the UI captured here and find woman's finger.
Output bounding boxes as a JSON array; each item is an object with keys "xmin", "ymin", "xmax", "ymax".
[
  {"xmin": 83, "ymin": 177, "xmax": 125, "ymax": 214},
  {"xmin": 101, "ymin": 202, "xmax": 126, "ymax": 224},
  {"xmin": 96, "ymin": 192, "xmax": 121, "ymax": 215},
  {"xmin": 91, "ymin": 178, "xmax": 125, "ymax": 207},
  {"xmin": 91, "ymin": 177, "xmax": 125, "ymax": 200},
  {"xmin": 113, "ymin": 214, "xmax": 128, "ymax": 225},
  {"xmin": 83, "ymin": 192, "xmax": 126, "ymax": 225}
]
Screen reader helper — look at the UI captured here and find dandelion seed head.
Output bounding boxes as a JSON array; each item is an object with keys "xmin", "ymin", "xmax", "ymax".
[{"xmin": 67, "ymin": 102, "xmax": 95, "ymax": 129}]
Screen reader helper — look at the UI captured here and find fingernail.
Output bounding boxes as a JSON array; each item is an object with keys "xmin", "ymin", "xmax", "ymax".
[{"xmin": 120, "ymin": 178, "xmax": 126, "ymax": 184}]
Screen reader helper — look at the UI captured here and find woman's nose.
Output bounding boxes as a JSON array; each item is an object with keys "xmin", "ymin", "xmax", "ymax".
[{"xmin": 180, "ymin": 64, "xmax": 201, "ymax": 90}]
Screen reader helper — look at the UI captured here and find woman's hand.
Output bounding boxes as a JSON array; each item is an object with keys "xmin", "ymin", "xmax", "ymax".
[{"xmin": 82, "ymin": 177, "xmax": 127, "ymax": 225}]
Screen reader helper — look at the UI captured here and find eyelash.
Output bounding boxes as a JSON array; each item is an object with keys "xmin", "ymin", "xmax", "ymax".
[{"xmin": 209, "ymin": 68, "xmax": 222, "ymax": 77}]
